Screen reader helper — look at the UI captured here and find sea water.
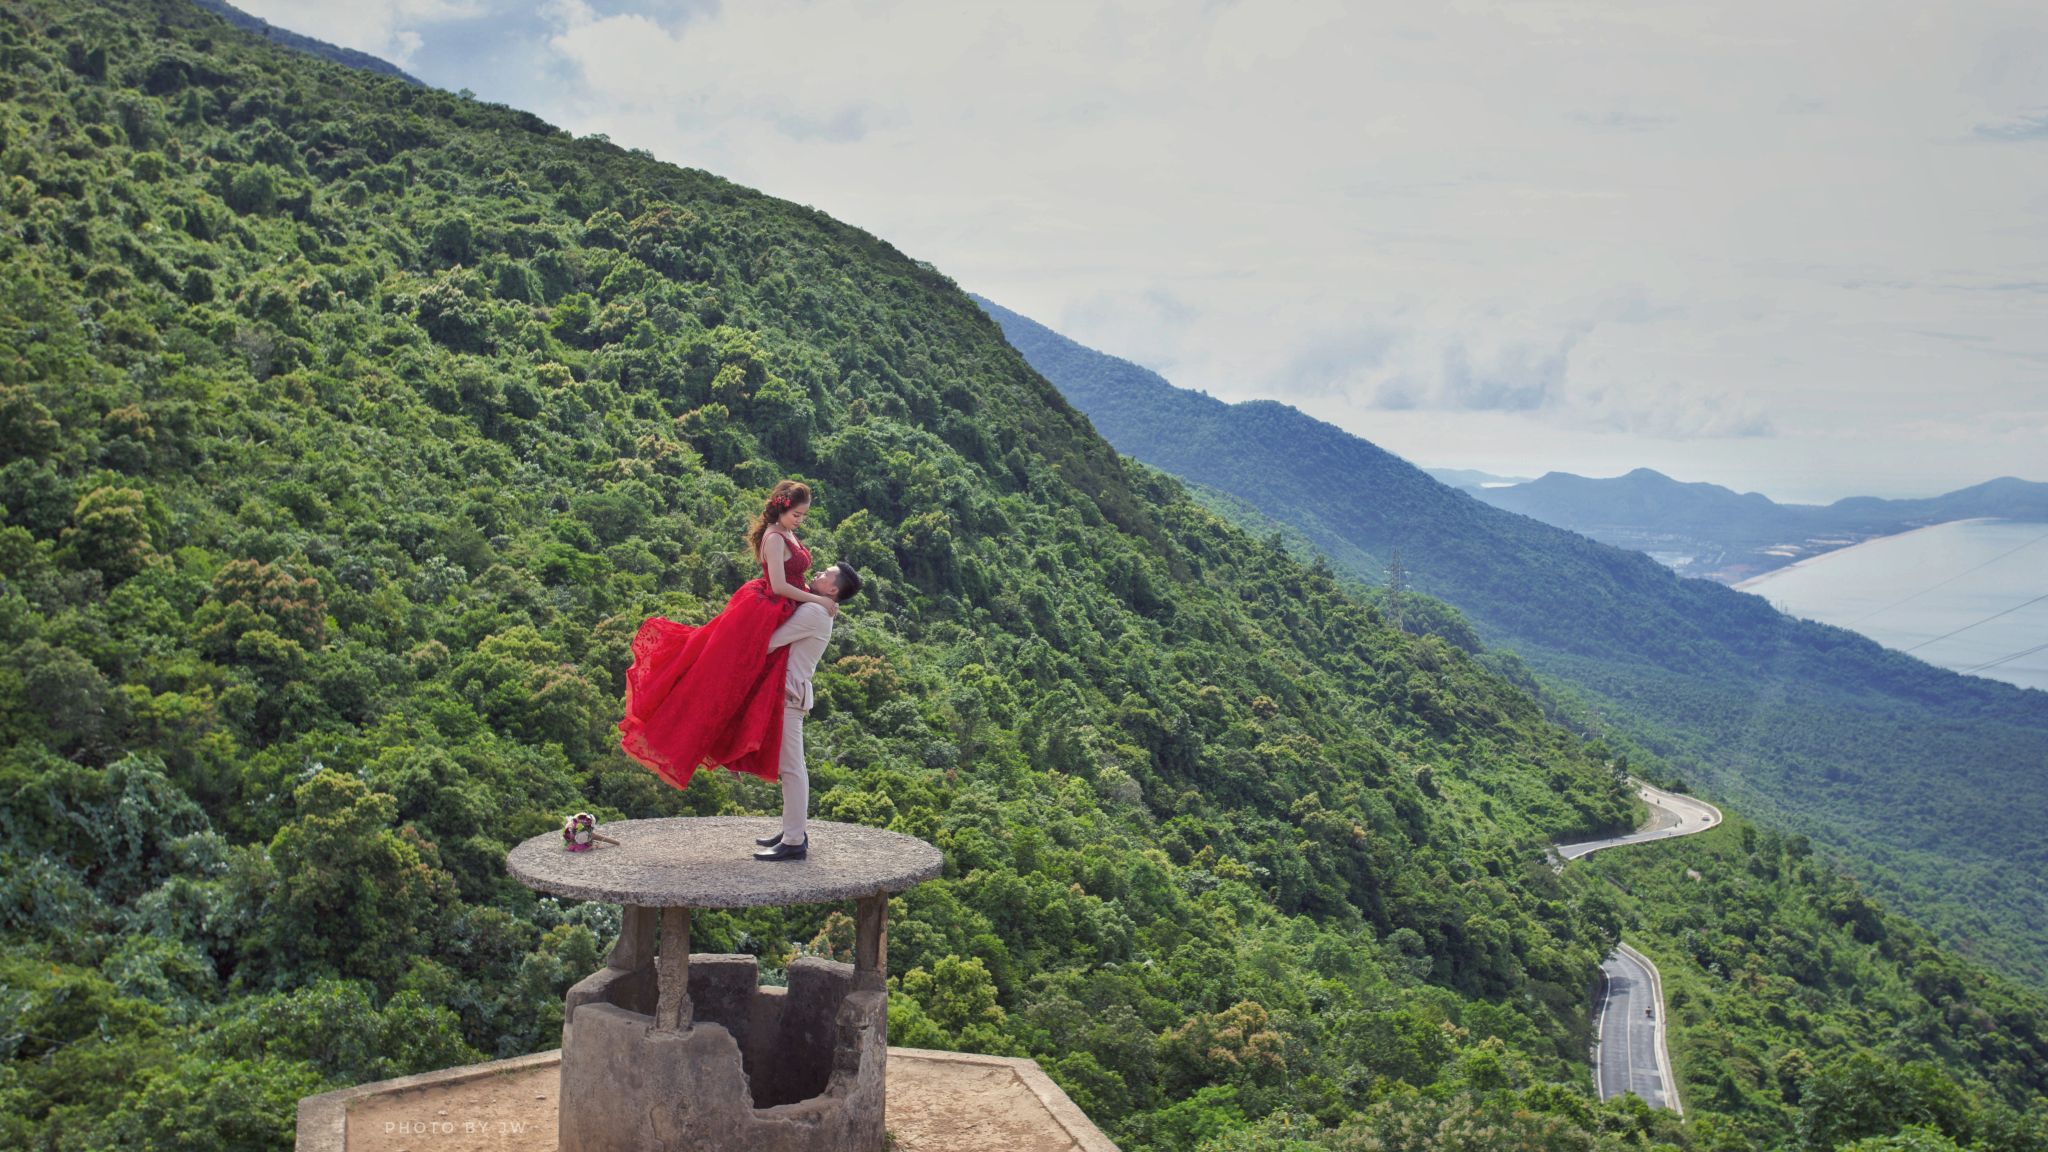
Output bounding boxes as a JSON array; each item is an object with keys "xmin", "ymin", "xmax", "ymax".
[{"xmin": 1736, "ymin": 520, "xmax": 2048, "ymax": 693}]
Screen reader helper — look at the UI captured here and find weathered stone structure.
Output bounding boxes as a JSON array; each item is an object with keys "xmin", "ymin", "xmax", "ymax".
[
  {"xmin": 293, "ymin": 1047, "xmax": 1124, "ymax": 1152},
  {"xmin": 504, "ymin": 816, "xmax": 942, "ymax": 1152}
]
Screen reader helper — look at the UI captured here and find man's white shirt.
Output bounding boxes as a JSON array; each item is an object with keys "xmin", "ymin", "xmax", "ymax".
[{"xmin": 767, "ymin": 601, "xmax": 834, "ymax": 712}]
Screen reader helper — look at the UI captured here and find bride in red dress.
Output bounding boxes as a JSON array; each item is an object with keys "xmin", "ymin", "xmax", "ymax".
[{"xmin": 617, "ymin": 480, "xmax": 840, "ymax": 790}]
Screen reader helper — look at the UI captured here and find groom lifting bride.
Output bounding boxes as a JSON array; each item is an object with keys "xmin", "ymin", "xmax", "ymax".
[
  {"xmin": 615, "ymin": 480, "xmax": 862, "ymax": 861},
  {"xmin": 752, "ymin": 559, "xmax": 859, "ymax": 859}
]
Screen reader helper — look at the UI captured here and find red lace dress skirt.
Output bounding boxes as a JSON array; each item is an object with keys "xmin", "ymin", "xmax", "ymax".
[{"xmin": 616, "ymin": 577, "xmax": 798, "ymax": 789}]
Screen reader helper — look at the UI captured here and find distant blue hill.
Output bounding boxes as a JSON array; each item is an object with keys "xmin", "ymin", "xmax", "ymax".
[
  {"xmin": 1474, "ymin": 468, "xmax": 2048, "ymax": 580},
  {"xmin": 189, "ymin": 0, "xmax": 425, "ymax": 87},
  {"xmin": 974, "ymin": 291, "xmax": 2048, "ymax": 988},
  {"xmin": 1425, "ymin": 468, "xmax": 1537, "ymax": 490}
]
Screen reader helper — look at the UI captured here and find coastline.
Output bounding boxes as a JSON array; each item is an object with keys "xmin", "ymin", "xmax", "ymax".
[{"xmin": 1731, "ymin": 518, "xmax": 2001, "ymax": 592}]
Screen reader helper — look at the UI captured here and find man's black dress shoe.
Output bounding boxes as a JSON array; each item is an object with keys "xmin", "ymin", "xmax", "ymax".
[
  {"xmin": 753, "ymin": 839, "xmax": 807, "ymax": 861},
  {"xmin": 755, "ymin": 832, "xmax": 783, "ymax": 847}
]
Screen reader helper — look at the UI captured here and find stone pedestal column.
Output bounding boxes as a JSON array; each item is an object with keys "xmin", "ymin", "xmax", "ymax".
[{"xmin": 509, "ymin": 817, "xmax": 940, "ymax": 1152}]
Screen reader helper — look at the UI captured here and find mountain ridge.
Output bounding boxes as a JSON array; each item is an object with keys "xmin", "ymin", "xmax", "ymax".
[
  {"xmin": 187, "ymin": 0, "xmax": 425, "ymax": 87},
  {"xmin": 972, "ymin": 291, "xmax": 2048, "ymax": 993},
  {"xmin": 1472, "ymin": 467, "xmax": 2048, "ymax": 582},
  {"xmin": 1424, "ymin": 467, "xmax": 1537, "ymax": 490}
]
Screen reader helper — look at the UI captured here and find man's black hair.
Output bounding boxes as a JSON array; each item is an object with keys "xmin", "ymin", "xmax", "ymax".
[{"xmin": 832, "ymin": 561, "xmax": 863, "ymax": 602}]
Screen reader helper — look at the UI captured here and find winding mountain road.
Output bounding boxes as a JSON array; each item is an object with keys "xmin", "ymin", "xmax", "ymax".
[
  {"xmin": 1560, "ymin": 782, "xmax": 1723, "ymax": 1115},
  {"xmin": 1556, "ymin": 782, "xmax": 1722, "ymax": 861}
]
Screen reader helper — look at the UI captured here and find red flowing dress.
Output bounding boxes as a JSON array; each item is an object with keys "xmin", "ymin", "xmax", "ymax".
[{"xmin": 616, "ymin": 531, "xmax": 810, "ymax": 789}]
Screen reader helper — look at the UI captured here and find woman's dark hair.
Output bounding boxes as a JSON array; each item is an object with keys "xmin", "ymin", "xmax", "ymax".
[
  {"xmin": 831, "ymin": 561, "xmax": 863, "ymax": 602},
  {"xmin": 746, "ymin": 480, "xmax": 811, "ymax": 566}
]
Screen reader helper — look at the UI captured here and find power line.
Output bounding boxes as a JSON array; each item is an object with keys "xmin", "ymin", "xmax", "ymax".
[
  {"xmin": 1848, "ymin": 528, "xmax": 2048, "ymax": 625},
  {"xmin": 1903, "ymin": 591, "xmax": 2048, "ymax": 654},
  {"xmin": 1959, "ymin": 639, "xmax": 2048, "ymax": 676}
]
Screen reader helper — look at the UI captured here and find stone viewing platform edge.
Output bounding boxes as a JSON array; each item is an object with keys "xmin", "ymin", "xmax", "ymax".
[{"xmin": 294, "ymin": 1045, "xmax": 1121, "ymax": 1152}]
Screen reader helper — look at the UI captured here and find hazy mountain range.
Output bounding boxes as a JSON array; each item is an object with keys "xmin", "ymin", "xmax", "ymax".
[
  {"xmin": 1423, "ymin": 468, "xmax": 1535, "ymax": 489},
  {"xmin": 1464, "ymin": 468, "xmax": 2048, "ymax": 584}
]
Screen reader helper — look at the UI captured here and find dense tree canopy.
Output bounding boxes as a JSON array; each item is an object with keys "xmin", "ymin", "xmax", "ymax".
[{"xmin": 0, "ymin": 2, "xmax": 2040, "ymax": 1151}]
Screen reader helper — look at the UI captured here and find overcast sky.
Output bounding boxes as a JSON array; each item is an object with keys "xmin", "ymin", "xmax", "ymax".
[{"xmin": 235, "ymin": 0, "xmax": 2047, "ymax": 503}]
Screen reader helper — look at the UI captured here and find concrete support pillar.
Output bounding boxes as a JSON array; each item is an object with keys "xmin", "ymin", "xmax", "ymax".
[
  {"xmin": 564, "ymin": 904, "xmax": 660, "ymax": 1028},
  {"xmin": 655, "ymin": 906, "xmax": 692, "ymax": 1032},
  {"xmin": 853, "ymin": 894, "xmax": 887, "ymax": 993},
  {"xmin": 610, "ymin": 904, "xmax": 656, "ymax": 971}
]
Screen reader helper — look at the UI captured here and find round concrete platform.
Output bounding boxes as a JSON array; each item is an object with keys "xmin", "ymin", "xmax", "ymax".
[{"xmin": 505, "ymin": 816, "xmax": 943, "ymax": 908}]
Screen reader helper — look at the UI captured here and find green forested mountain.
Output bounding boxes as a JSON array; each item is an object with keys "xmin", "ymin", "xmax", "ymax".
[
  {"xmin": 0, "ymin": 2, "xmax": 2042, "ymax": 1150},
  {"xmin": 971, "ymin": 295, "xmax": 2048, "ymax": 993}
]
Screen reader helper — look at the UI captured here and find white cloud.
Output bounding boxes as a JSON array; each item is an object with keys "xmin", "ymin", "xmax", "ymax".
[
  {"xmin": 1564, "ymin": 106, "xmax": 1677, "ymax": 132},
  {"xmin": 252, "ymin": 0, "xmax": 2048, "ymax": 501},
  {"xmin": 1573, "ymin": 382, "xmax": 1775, "ymax": 441},
  {"xmin": 225, "ymin": 0, "xmax": 484, "ymax": 63}
]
